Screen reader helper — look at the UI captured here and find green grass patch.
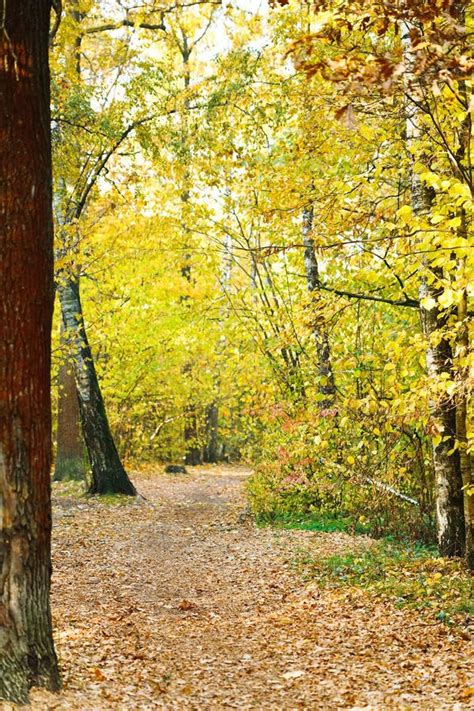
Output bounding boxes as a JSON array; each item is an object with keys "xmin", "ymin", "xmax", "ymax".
[
  {"xmin": 255, "ymin": 510, "xmax": 367, "ymax": 534},
  {"xmin": 296, "ymin": 540, "xmax": 473, "ymax": 625},
  {"xmin": 52, "ymin": 479, "xmax": 86, "ymax": 498}
]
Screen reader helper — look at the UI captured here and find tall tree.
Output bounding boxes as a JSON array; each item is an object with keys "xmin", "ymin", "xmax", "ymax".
[
  {"xmin": 0, "ymin": 0, "xmax": 61, "ymax": 701},
  {"xmin": 402, "ymin": 20, "xmax": 465, "ymax": 557},
  {"xmin": 53, "ymin": 3, "xmax": 139, "ymax": 495}
]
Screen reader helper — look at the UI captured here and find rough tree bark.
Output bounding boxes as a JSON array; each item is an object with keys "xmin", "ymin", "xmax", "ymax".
[
  {"xmin": 402, "ymin": 23, "xmax": 465, "ymax": 557},
  {"xmin": 0, "ymin": 1, "xmax": 61, "ymax": 701},
  {"xmin": 302, "ymin": 204, "xmax": 337, "ymax": 408},
  {"xmin": 54, "ymin": 324, "xmax": 87, "ymax": 481},
  {"xmin": 58, "ymin": 278, "xmax": 136, "ymax": 495}
]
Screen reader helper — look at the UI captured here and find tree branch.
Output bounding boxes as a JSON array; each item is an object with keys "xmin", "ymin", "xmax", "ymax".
[
  {"xmin": 70, "ymin": 115, "xmax": 154, "ymax": 222},
  {"xmin": 82, "ymin": 18, "xmax": 165, "ymax": 35},
  {"xmin": 49, "ymin": 0, "xmax": 62, "ymax": 46},
  {"xmin": 366, "ymin": 477, "xmax": 419, "ymax": 506},
  {"xmin": 82, "ymin": 1, "xmax": 222, "ymax": 36},
  {"xmin": 316, "ymin": 280, "xmax": 420, "ymax": 309}
]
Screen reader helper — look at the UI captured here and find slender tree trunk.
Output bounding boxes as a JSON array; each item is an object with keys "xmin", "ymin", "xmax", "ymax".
[
  {"xmin": 54, "ymin": 323, "xmax": 87, "ymax": 481},
  {"xmin": 203, "ymin": 403, "xmax": 219, "ymax": 463},
  {"xmin": 58, "ymin": 278, "xmax": 136, "ymax": 495},
  {"xmin": 456, "ymin": 286, "xmax": 474, "ymax": 569},
  {"xmin": 179, "ymin": 39, "xmax": 204, "ymax": 467},
  {"xmin": 202, "ymin": 231, "xmax": 233, "ymax": 463},
  {"xmin": 402, "ymin": 24, "xmax": 465, "ymax": 557},
  {"xmin": 184, "ymin": 404, "xmax": 202, "ymax": 466},
  {"xmin": 0, "ymin": 2, "xmax": 61, "ymax": 701},
  {"xmin": 454, "ymin": 47, "xmax": 474, "ymax": 568},
  {"xmin": 302, "ymin": 205, "xmax": 336, "ymax": 408}
]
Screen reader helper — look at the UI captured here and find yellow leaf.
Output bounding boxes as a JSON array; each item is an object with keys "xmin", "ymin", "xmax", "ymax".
[
  {"xmin": 421, "ymin": 297, "xmax": 437, "ymax": 311},
  {"xmin": 438, "ymin": 289, "xmax": 454, "ymax": 309},
  {"xmin": 396, "ymin": 205, "xmax": 412, "ymax": 221}
]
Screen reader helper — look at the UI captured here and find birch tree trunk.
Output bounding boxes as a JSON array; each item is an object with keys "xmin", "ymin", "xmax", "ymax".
[
  {"xmin": 0, "ymin": 1, "xmax": 61, "ymax": 700},
  {"xmin": 402, "ymin": 24, "xmax": 465, "ymax": 557},
  {"xmin": 58, "ymin": 278, "xmax": 136, "ymax": 495},
  {"xmin": 418, "ymin": 277, "xmax": 465, "ymax": 556},
  {"xmin": 302, "ymin": 205, "xmax": 337, "ymax": 409}
]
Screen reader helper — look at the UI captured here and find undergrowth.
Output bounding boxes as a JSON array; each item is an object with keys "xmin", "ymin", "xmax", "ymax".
[
  {"xmin": 294, "ymin": 539, "xmax": 473, "ymax": 627},
  {"xmin": 254, "ymin": 500, "xmax": 472, "ymax": 626},
  {"xmin": 255, "ymin": 510, "xmax": 367, "ymax": 534}
]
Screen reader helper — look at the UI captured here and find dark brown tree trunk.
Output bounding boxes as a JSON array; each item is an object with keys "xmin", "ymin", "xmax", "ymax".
[
  {"xmin": 0, "ymin": 1, "xmax": 61, "ymax": 701},
  {"xmin": 54, "ymin": 323, "xmax": 87, "ymax": 481},
  {"xmin": 302, "ymin": 204, "xmax": 337, "ymax": 408},
  {"xmin": 58, "ymin": 278, "xmax": 136, "ymax": 495},
  {"xmin": 203, "ymin": 403, "xmax": 219, "ymax": 464}
]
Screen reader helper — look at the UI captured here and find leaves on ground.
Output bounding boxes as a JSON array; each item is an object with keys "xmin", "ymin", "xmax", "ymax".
[{"xmin": 23, "ymin": 467, "xmax": 474, "ymax": 709}]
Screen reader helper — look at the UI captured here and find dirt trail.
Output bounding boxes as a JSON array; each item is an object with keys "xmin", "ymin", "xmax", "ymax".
[{"xmin": 24, "ymin": 466, "xmax": 473, "ymax": 710}]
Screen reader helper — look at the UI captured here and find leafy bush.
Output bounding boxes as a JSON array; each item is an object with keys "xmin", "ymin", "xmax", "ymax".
[{"xmin": 246, "ymin": 399, "xmax": 436, "ymax": 544}]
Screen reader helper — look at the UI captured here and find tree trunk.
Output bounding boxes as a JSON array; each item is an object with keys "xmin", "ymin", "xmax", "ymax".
[
  {"xmin": 454, "ymin": 52, "xmax": 474, "ymax": 568},
  {"xmin": 57, "ymin": 278, "xmax": 136, "ymax": 495},
  {"xmin": 418, "ymin": 282, "xmax": 465, "ymax": 556},
  {"xmin": 184, "ymin": 404, "xmax": 202, "ymax": 466},
  {"xmin": 203, "ymin": 403, "xmax": 219, "ymax": 464},
  {"xmin": 54, "ymin": 324, "xmax": 87, "ymax": 481},
  {"xmin": 302, "ymin": 205, "xmax": 337, "ymax": 408},
  {"xmin": 456, "ymin": 287, "xmax": 474, "ymax": 569},
  {"xmin": 0, "ymin": 2, "xmax": 61, "ymax": 701},
  {"xmin": 402, "ymin": 23, "xmax": 465, "ymax": 557}
]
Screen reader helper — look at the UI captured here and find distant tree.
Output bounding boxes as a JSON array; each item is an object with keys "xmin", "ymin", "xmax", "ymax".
[
  {"xmin": 0, "ymin": 0, "xmax": 61, "ymax": 702},
  {"xmin": 54, "ymin": 324, "xmax": 88, "ymax": 482}
]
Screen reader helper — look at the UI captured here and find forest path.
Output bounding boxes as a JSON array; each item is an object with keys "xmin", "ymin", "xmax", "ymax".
[{"xmin": 27, "ymin": 466, "xmax": 471, "ymax": 710}]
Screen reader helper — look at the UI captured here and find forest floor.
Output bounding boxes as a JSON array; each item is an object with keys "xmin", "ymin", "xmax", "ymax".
[{"xmin": 19, "ymin": 466, "xmax": 474, "ymax": 709}]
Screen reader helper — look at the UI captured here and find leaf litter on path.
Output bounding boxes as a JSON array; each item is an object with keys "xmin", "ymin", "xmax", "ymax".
[{"xmin": 19, "ymin": 466, "xmax": 473, "ymax": 710}]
